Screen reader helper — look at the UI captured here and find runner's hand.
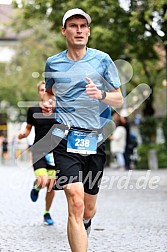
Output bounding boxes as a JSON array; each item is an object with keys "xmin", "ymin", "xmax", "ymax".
[
  {"xmin": 18, "ymin": 132, "xmax": 26, "ymax": 139},
  {"xmin": 85, "ymin": 77, "xmax": 102, "ymax": 100},
  {"xmin": 42, "ymin": 99, "xmax": 53, "ymax": 115}
]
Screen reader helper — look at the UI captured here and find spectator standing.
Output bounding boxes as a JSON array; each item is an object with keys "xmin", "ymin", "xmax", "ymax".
[
  {"xmin": 109, "ymin": 115, "xmax": 127, "ymax": 170},
  {"xmin": 1, "ymin": 136, "xmax": 9, "ymax": 161},
  {"xmin": 120, "ymin": 116, "xmax": 131, "ymax": 170}
]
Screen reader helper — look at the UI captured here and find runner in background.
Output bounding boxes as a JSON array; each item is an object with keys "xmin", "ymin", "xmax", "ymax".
[{"xmin": 18, "ymin": 81, "xmax": 56, "ymax": 225}]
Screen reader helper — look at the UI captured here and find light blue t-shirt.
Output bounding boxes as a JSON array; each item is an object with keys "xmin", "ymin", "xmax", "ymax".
[{"xmin": 45, "ymin": 48, "xmax": 121, "ymax": 138}]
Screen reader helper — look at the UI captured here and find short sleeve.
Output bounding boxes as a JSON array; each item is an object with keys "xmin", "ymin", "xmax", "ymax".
[
  {"xmin": 104, "ymin": 55, "xmax": 121, "ymax": 90},
  {"xmin": 26, "ymin": 107, "xmax": 34, "ymax": 126},
  {"xmin": 45, "ymin": 58, "xmax": 55, "ymax": 90}
]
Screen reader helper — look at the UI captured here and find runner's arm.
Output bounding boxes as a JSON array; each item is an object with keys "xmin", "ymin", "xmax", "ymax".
[
  {"xmin": 18, "ymin": 123, "xmax": 32, "ymax": 139},
  {"xmin": 42, "ymin": 89, "xmax": 56, "ymax": 115},
  {"xmin": 85, "ymin": 77, "xmax": 123, "ymax": 108}
]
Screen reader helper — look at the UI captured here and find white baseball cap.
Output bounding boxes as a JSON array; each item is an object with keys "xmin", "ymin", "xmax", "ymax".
[{"xmin": 62, "ymin": 8, "xmax": 91, "ymax": 27}]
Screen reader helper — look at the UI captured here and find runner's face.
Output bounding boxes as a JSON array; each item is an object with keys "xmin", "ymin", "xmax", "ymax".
[{"xmin": 62, "ymin": 17, "xmax": 90, "ymax": 49}]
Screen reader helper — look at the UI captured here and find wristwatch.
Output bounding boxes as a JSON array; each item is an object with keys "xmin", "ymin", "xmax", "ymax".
[{"xmin": 99, "ymin": 90, "xmax": 106, "ymax": 100}]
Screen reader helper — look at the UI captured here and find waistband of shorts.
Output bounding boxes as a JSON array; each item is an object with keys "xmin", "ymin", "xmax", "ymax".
[{"xmin": 54, "ymin": 122, "xmax": 103, "ymax": 134}]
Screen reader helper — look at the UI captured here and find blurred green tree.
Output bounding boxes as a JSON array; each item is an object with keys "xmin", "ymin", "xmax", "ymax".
[{"xmin": 0, "ymin": 19, "xmax": 58, "ymax": 121}]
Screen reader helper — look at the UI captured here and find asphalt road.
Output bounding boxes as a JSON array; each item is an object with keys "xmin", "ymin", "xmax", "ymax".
[{"xmin": 0, "ymin": 163, "xmax": 167, "ymax": 252}]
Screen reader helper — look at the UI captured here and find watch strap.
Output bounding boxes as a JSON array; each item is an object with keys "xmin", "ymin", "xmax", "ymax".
[{"xmin": 99, "ymin": 90, "xmax": 106, "ymax": 100}]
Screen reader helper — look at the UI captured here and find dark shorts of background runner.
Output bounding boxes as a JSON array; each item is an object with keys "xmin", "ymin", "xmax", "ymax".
[
  {"xmin": 32, "ymin": 154, "xmax": 55, "ymax": 171},
  {"xmin": 52, "ymin": 136, "xmax": 106, "ymax": 195}
]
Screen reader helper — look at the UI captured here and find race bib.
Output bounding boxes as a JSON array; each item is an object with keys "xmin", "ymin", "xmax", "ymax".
[{"xmin": 67, "ymin": 129, "xmax": 97, "ymax": 155}]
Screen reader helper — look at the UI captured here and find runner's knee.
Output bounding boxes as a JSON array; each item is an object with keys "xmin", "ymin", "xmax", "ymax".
[{"xmin": 65, "ymin": 183, "xmax": 85, "ymax": 219}]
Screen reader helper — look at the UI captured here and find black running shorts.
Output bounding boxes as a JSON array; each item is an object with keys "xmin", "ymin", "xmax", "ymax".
[
  {"xmin": 52, "ymin": 136, "xmax": 106, "ymax": 195},
  {"xmin": 32, "ymin": 155, "xmax": 55, "ymax": 171}
]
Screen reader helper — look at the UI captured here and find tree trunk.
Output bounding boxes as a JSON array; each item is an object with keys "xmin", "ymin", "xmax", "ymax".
[{"xmin": 143, "ymin": 90, "xmax": 155, "ymax": 116}]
